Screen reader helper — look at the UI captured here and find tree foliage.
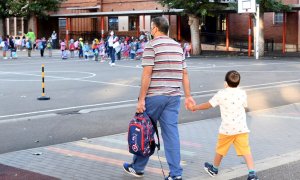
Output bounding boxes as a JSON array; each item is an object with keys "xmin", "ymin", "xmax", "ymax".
[
  {"xmin": 0, "ymin": 0, "xmax": 65, "ymax": 18},
  {"xmin": 258, "ymin": 0, "xmax": 291, "ymax": 13},
  {"xmin": 159, "ymin": 0, "xmax": 228, "ymax": 17}
]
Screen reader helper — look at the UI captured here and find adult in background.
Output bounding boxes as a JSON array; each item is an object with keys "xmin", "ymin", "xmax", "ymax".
[
  {"xmin": 51, "ymin": 30, "xmax": 57, "ymax": 49},
  {"xmin": 107, "ymin": 30, "xmax": 118, "ymax": 66},
  {"xmin": 123, "ymin": 16, "xmax": 195, "ymax": 180}
]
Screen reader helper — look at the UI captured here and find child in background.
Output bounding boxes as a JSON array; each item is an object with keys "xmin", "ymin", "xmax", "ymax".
[
  {"xmin": 2, "ymin": 37, "xmax": 8, "ymax": 59},
  {"xmin": 60, "ymin": 39, "xmax": 67, "ymax": 59},
  {"xmin": 183, "ymin": 41, "xmax": 191, "ymax": 58},
  {"xmin": 26, "ymin": 38, "xmax": 32, "ymax": 58},
  {"xmin": 47, "ymin": 37, "xmax": 52, "ymax": 57},
  {"xmin": 78, "ymin": 38, "xmax": 84, "ymax": 59},
  {"xmin": 188, "ymin": 70, "xmax": 259, "ymax": 180},
  {"xmin": 99, "ymin": 38, "xmax": 106, "ymax": 62},
  {"xmin": 69, "ymin": 39, "xmax": 75, "ymax": 58},
  {"xmin": 83, "ymin": 41, "xmax": 90, "ymax": 60},
  {"xmin": 92, "ymin": 39, "xmax": 99, "ymax": 61},
  {"xmin": 121, "ymin": 40, "xmax": 130, "ymax": 60},
  {"xmin": 22, "ymin": 36, "xmax": 26, "ymax": 51},
  {"xmin": 74, "ymin": 39, "xmax": 79, "ymax": 56}
]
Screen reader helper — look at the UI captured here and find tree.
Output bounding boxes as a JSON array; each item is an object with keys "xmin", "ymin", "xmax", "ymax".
[
  {"xmin": 0, "ymin": 0, "xmax": 65, "ymax": 35},
  {"xmin": 159, "ymin": 0, "xmax": 228, "ymax": 55},
  {"xmin": 255, "ymin": 0, "xmax": 290, "ymax": 56}
]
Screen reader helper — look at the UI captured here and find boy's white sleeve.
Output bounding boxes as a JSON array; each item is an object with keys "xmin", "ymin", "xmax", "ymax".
[{"xmin": 209, "ymin": 92, "xmax": 221, "ymax": 107}]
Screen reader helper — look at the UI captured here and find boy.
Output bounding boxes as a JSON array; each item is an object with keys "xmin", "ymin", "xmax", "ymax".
[{"xmin": 188, "ymin": 70, "xmax": 259, "ymax": 180}]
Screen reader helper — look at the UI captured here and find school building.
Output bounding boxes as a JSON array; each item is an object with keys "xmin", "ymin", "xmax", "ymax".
[{"xmin": 5, "ymin": 0, "xmax": 300, "ymax": 52}]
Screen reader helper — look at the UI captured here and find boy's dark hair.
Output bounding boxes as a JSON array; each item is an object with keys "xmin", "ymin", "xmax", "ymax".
[
  {"xmin": 151, "ymin": 17, "xmax": 169, "ymax": 35},
  {"xmin": 225, "ymin": 70, "xmax": 240, "ymax": 87}
]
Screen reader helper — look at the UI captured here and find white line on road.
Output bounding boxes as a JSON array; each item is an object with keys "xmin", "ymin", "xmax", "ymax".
[
  {"xmin": 0, "ymin": 99, "xmax": 137, "ymax": 119},
  {"xmin": 0, "ymin": 71, "xmax": 139, "ymax": 87},
  {"xmin": 0, "ymin": 79, "xmax": 299, "ymax": 121}
]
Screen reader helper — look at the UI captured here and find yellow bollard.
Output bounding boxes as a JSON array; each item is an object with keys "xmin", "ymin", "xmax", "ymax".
[{"xmin": 37, "ymin": 64, "xmax": 50, "ymax": 100}]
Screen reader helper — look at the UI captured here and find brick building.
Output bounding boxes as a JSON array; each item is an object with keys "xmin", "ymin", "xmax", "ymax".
[{"xmin": 8, "ymin": 0, "xmax": 298, "ymax": 52}]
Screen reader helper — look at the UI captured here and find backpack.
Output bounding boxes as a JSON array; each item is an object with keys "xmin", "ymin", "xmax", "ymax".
[
  {"xmin": 70, "ymin": 43, "xmax": 75, "ymax": 50},
  {"xmin": 128, "ymin": 112, "xmax": 160, "ymax": 157},
  {"xmin": 26, "ymin": 41, "xmax": 32, "ymax": 49}
]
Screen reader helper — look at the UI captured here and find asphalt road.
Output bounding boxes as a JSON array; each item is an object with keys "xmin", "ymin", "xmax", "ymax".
[{"xmin": 0, "ymin": 54, "xmax": 300, "ymax": 154}]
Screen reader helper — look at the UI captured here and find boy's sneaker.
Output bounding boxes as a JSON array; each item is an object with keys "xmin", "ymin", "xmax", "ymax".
[
  {"xmin": 123, "ymin": 162, "xmax": 144, "ymax": 178},
  {"xmin": 165, "ymin": 174, "xmax": 182, "ymax": 180},
  {"xmin": 247, "ymin": 172, "xmax": 259, "ymax": 180},
  {"xmin": 204, "ymin": 162, "xmax": 218, "ymax": 177}
]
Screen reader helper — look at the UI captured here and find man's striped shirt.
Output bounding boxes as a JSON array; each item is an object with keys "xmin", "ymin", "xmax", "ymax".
[{"xmin": 142, "ymin": 36, "xmax": 187, "ymax": 97}]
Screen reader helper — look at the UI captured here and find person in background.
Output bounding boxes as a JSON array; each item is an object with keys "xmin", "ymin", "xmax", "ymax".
[
  {"xmin": 51, "ymin": 30, "xmax": 57, "ymax": 49},
  {"xmin": 25, "ymin": 29, "xmax": 36, "ymax": 50},
  {"xmin": 47, "ymin": 37, "xmax": 53, "ymax": 57},
  {"xmin": 69, "ymin": 39, "xmax": 75, "ymax": 58},
  {"xmin": 26, "ymin": 38, "xmax": 33, "ymax": 58}
]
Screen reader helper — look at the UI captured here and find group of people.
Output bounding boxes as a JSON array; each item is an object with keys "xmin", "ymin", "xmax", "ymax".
[
  {"xmin": 123, "ymin": 16, "xmax": 259, "ymax": 180},
  {"xmin": 0, "ymin": 28, "xmax": 192, "ymax": 64},
  {"xmin": 0, "ymin": 30, "xmax": 58, "ymax": 59}
]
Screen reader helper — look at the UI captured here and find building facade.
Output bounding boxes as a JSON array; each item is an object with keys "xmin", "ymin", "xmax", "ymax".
[{"xmin": 6, "ymin": 0, "xmax": 297, "ymax": 52}]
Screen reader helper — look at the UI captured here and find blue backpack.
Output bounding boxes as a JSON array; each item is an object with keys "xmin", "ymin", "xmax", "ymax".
[{"xmin": 128, "ymin": 112, "xmax": 160, "ymax": 157}]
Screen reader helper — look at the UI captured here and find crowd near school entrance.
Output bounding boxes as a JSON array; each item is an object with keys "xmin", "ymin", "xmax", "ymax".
[{"xmin": 2, "ymin": 0, "xmax": 300, "ymax": 57}]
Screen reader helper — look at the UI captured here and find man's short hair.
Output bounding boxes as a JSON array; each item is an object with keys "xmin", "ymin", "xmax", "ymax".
[
  {"xmin": 225, "ymin": 70, "xmax": 240, "ymax": 87},
  {"xmin": 151, "ymin": 17, "xmax": 169, "ymax": 35}
]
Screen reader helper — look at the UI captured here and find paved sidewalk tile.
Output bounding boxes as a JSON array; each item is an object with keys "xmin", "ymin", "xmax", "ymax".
[{"xmin": 0, "ymin": 103, "xmax": 299, "ymax": 180}]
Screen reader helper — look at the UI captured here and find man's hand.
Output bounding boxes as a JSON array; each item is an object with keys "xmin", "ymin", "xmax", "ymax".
[
  {"xmin": 136, "ymin": 99, "xmax": 146, "ymax": 113},
  {"xmin": 185, "ymin": 96, "xmax": 196, "ymax": 111}
]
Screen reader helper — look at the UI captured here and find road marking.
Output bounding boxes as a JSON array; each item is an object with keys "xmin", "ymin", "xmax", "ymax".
[
  {"xmin": 259, "ymin": 114, "xmax": 300, "ymax": 120},
  {"xmin": 46, "ymin": 147, "xmax": 164, "ymax": 175},
  {"xmin": 78, "ymin": 104, "xmax": 136, "ymax": 113},
  {"xmin": 1, "ymin": 79, "xmax": 299, "ymax": 120},
  {"xmin": 0, "ymin": 71, "xmax": 139, "ymax": 87},
  {"xmin": 0, "ymin": 113, "xmax": 57, "ymax": 124},
  {"xmin": 74, "ymin": 141, "xmax": 187, "ymax": 165},
  {"xmin": 187, "ymin": 62, "xmax": 289, "ymax": 69},
  {"xmin": 0, "ymin": 99, "xmax": 137, "ymax": 119}
]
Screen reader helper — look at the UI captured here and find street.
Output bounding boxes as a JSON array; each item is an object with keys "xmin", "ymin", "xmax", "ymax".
[{"xmin": 0, "ymin": 52, "xmax": 300, "ymax": 155}]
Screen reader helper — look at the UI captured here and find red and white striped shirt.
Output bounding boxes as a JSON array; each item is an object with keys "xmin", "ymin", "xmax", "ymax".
[{"xmin": 142, "ymin": 36, "xmax": 187, "ymax": 97}]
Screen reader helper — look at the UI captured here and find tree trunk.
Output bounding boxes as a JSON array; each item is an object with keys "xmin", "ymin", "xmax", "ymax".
[
  {"xmin": 258, "ymin": 11, "xmax": 265, "ymax": 57},
  {"xmin": 27, "ymin": 15, "xmax": 37, "ymax": 33},
  {"xmin": 188, "ymin": 14, "xmax": 201, "ymax": 55}
]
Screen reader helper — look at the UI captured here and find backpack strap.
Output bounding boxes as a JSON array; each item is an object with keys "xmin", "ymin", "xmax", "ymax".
[{"xmin": 148, "ymin": 115, "xmax": 160, "ymax": 151}]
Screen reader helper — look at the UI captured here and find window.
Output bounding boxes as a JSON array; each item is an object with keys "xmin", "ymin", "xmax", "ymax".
[
  {"xmin": 108, "ymin": 17, "xmax": 119, "ymax": 31},
  {"xmin": 274, "ymin": 13, "xmax": 283, "ymax": 24},
  {"xmin": 129, "ymin": 16, "xmax": 137, "ymax": 31},
  {"xmin": 59, "ymin": 18, "xmax": 66, "ymax": 28}
]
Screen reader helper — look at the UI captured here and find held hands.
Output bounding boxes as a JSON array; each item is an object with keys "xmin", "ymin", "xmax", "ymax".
[{"xmin": 185, "ymin": 96, "xmax": 196, "ymax": 112}]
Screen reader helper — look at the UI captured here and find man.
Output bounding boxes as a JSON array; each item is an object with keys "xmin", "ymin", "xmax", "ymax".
[
  {"xmin": 123, "ymin": 16, "xmax": 195, "ymax": 180},
  {"xmin": 51, "ymin": 30, "xmax": 57, "ymax": 49}
]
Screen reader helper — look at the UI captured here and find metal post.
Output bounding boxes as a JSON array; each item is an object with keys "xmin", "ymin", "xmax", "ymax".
[
  {"xmin": 282, "ymin": 12, "xmax": 286, "ymax": 54},
  {"xmin": 177, "ymin": 15, "xmax": 181, "ymax": 41},
  {"xmin": 248, "ymin": 14, "xmax": 252, "ymax": 57},
  {"xmin": 14, "ymin": 17, "xmax": 17, "ymax": 36},
  {"xmin": 226, "ymin": 14, "xmax": 229, "ymax": 51},
  {"xmin": 255, "ymin": 4, "xmax": 260, "ymax": 60},
  {"xmin": 6, "ymin": 18, "xmax": 9, "ymax": 35},
  {"xmin": 101, "ymin": 17, "xmax": 104, "ymax": 38}
]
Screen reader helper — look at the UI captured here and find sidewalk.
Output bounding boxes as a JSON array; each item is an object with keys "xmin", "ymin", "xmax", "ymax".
[{"xmin": 0, "ymin": 103, "xmax": 300, "ymax": 180}]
